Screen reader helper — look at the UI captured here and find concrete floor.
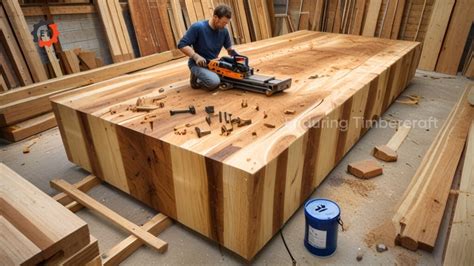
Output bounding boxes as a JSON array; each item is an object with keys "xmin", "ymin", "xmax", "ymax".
[{"xmin": 0, "ymin": 70, "xmax": 471, "ymax": 265}]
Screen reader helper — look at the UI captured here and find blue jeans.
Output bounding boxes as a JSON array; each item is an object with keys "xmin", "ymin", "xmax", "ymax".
[{"xmin": 189, "ymin": 61, "xmax": 221, "ymax": 90}]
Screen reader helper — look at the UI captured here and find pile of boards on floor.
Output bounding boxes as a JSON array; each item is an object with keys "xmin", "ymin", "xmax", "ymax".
[{"xmin": 0, "ymin": 163, "xmax": 100, "ymax": 265}]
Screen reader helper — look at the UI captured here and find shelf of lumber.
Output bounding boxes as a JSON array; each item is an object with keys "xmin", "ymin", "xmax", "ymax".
[
  {"xmin": 0, "ymin": 163, "xmax": 94, "ymax": 264},
  {"xmin": 51, "ymin": 31, "xmax": 421, "ymax": 260}
]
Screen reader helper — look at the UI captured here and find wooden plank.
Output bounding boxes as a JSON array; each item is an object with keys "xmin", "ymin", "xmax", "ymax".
[
  {"xmin": 390, "ymin": 0, "xmax": 406, "ymax": 39},
  {"xmin": 0, "ymin": 9, "xmax": 33, "ymax": 86},
  {"xmin": 418, "ymin": 0, "xmax": 455, "ymax": 71},
  {"xmin": 50, "ymin": 179, "xmax": 168, "ymax": 253},
  {"xmin": 2, "ymin": 0, "xmax": 48, "ymax": 82},
  {"xmin": 380, "ymin": 0, "xmax": 399, "ymax": 38},
  {"xmin": 0, "ymin": 216, "xmax": 42, "ymax": 265},
  {"xmin": 50, "ymin": 32, "xmax": 420, "ymax": 260},
  {"xmin": 0, "ymin": 112, "xmax": 56, "ymax": 142},
  {"xmin": 94, "ymin": 0, "xmax": 122, "ymax": 63},
  {"xmin": 435, "ymin": 0, "xmax": 474, "ymax": 75},
  {"xmin": 54, "ymin": 175, "xmax": 101, "ymax": 209},
  {"xmin": 443, "ymin": 121, "xmax": 474, "ymax": 266},
  {"xmin": 59, "ymin": 236, "xmax": 99, "ymax": 266},
  {"xmin": 170, "ymin": 0, "xmax": 186, "ymax": 39},
  {"xmin": 22, "ymin": 4, "xmax": 96, "ymax": 16},
  {"xmin": 362, "ymin": 0, "xmax": 382, "ymax": 36},
  {"xmin": 78, "ymin": 51, "xmax": 97, "ymax": 70},
  {"xmin": 0, "ymin": 69, "xmax": 7, "ymax": 91},
  {"xmin": 101, "ymin": 214, "xmax": 172, "ymax": 265},
  {"xmin": 0, "ymin": 50, "xmax": 181, "ymax": 127},
  {"xmin": 394, "ymin": 85, "xmax": 474, "ymax": 251},
  {"xmin": 351, "ymin": 0, "xmax": 366, "ymax": 35},
  {"xmin": 0, "ymin": 163, "xmax": 90, "ymax": 261}
]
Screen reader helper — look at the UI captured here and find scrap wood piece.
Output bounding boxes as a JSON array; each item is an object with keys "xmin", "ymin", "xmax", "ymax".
[
  {"xmin": 348, "ymin": 159, "xmax": 383, "ymax": 179},
  {"xmin": 50, "ymin": 179, "xmax": 168, "ymax": 253},
  {"xmin": 393, "ymin": 85, "xmax": 474, "ymax": 252},
  {"xmin": 22, "ymin": 138, "xmax": 38, "ymax": 153},
  {"xmin": 444, "ymin": 122, "xmax": 474, "ymax": 265},
  {"xmin": 101, "ymin": 214, "xmax": 172, "ymax": 265},
  {"xmin": 374, "ymin": 125, "xmax": 411, "ymax": 162}
]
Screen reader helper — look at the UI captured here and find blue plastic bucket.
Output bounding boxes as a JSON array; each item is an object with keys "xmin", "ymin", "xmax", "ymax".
[{"xmin": 304, "ymin": 198, "xmax": 341, "ymax": 257}]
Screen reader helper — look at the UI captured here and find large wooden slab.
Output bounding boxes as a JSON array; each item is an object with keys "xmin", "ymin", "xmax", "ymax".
[{"xmin": 51, "ymin": 31, "xmax": 420, "ymax": 260}]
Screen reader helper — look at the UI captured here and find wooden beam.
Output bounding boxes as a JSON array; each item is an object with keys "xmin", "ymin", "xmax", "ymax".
[
  {"xmin": 21, "ymin": 4, "xmax": 96, "ymax": 16},
  {"xmin": 54, "ymin": 175, "xmax": 101, "ymax": 212},
  {"xmin": 2, "ymin": 0, "xmax": 48, "ymax": 82},
  {"xmin": 443, "ymin": 121, "xmax": 474, "ymax": 265},
  {"xmin": 0, "ymin": 112, "xmax": 56, "ymax": 142},
  {"xmin": 50, "ymin": 179, "xmax": 168, "ymax": 253},
  {"xmin": 102, "ymin": 214, "xmax": 172, "ymax": 266}
]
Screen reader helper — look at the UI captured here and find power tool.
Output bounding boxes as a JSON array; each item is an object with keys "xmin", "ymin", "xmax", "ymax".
[{"xmin": 207, "ymin": 55, "xmax": 292, "ymax": 96}]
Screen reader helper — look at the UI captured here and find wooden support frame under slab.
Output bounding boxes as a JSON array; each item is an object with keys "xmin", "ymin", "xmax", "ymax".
[{"xmin": 51, "ymin": 175, "xmax": 173, "ymax": 265}]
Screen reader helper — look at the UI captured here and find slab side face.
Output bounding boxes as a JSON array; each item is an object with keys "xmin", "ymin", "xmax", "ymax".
[{"xmin": 51, "ymin": 31, "xmax": 421, "ymax": 260}]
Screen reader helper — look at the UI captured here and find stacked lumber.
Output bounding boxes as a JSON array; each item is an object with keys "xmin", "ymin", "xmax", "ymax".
[
  {"xmin": 0, "ymin": 50, "xmax": 183, "ymax": 142},
  {"xmin": 0, "ymin": 163, "xmax": 99, "ymax": 265},
  {"xmin": 128, "ymin": 0, "xmax": 176, "ymax": 56},
  {"xmin": 281, "ymin": 0, "xmax": 473, "ymax": 76},
  {"xmin": 443, "ymin": 122, "xmax": 474, "ymax": 265},
  {"xmin": 94, "ymin": 0, "xmax": 134, "ymax": 63},
  {"xmin": 50, "ymin": 31, "xmax": 420, "ymax": 260},
  {"xmin": 393, "ymin": 84, "xmax": 474, "ymax": 252},
  {"xmin": 0, "ymin": 2, "xmax": 40, "ymax": 90}
]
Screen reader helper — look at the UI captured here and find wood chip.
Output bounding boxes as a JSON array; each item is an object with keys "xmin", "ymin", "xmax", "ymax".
[
  {"xmin": 284, "ymin": 109, "xmax": 295, "ymax": 115},
  {"xmin": 264, "ymin": 123, "xmax": 276, "ymax": 128}
]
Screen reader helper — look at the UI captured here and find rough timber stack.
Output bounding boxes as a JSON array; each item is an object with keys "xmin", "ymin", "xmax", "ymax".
[{"xmin": 51, "ymin": 30, "xmax": 421, "ymax": 259}]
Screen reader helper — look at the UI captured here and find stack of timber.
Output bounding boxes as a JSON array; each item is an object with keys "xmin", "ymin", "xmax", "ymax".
[
  {"xmin": 50, "ymin": 31, "xmax": 421, "ymax": 260},
  {"xmin": 443, "ymin": 122, "xmax": 474, "ymax": 265},
  {"xmin": 94, "ymin": 0, "xmax": 134, "ymax": 63},
  {"xmin": 0, "ymin": 1, "xmax": 46, "ymax": 90},
  {"xmin": 0, "ymin": 163, "xmax": 99, "ymax": 265},
  {"xmin": 282, "ymin": 0, "xmax": 473, "ymax": 77},
  {"xmin": 128, "ymin": 0, "xmax": 176, "ymax": 56},
  {"xmin": 0, "ymin": 50, "xmax": 183, "ymax": 142},
  {"xmin": 393, "ymin": 84, "xmax": 474, "ymax": 252}
]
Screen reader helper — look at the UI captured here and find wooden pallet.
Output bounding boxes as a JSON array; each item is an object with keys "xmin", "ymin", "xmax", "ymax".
[
  {"xmin": 50, "ymin": 31, "xmax": 420, "ymax": 260},
  {"xmin": 51, "ymin": 175, "xmax": 172, "ymax": 265},
  {"xmin": 0, "ymin": 163, "xmax": 95, "ymax": 264}
]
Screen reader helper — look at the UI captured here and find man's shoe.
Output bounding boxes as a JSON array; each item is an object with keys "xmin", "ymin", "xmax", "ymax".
[{"xmin": 190, "ymin": 73, "xmax": 199, "ymax": 89}]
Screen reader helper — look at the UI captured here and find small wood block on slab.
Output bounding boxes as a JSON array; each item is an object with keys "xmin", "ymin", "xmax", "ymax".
[
  {"xmin": 374, "ymin": 145, "xmax": 398, "ymax": 161},
  {"xmin": 348, "ymin": 159, "xmax": 383, "ymax": 179}
]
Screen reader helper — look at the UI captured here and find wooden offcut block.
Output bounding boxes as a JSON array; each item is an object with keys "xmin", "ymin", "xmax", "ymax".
[{"xmin": 348, "ymin": 160, "xmax": 383, "ymax": 179}]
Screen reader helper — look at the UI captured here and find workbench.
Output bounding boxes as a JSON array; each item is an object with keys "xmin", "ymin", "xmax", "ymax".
[{"xmin": 50, "ymin": 31, "xmax": 420, "ymax": 260}]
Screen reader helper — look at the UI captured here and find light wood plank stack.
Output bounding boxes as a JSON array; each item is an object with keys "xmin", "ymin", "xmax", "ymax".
[
  {"xmin": 443, "ymin": 121, "xmax": 474, "ymax": 265},
  {"xmin": 94, "ymin": 0, "xmax": 134, "ymax": 63},
  {"xmin": 129, "ymin": 0, "xmax": 176, "ymax": 56},
  {"xmin": 0, "ymin": 50, "xmax": 183, "ymax": 142},
  {"xmin": 50, "ymin": 31, "xmax": 420, "ymax": 260},
  {"xmin": 393, "ymin": 84, "xmax": 474, "ymax": 251},
  {"xmin": 0, "ymin": 163, "xmax": 99, "ymax": 264}
]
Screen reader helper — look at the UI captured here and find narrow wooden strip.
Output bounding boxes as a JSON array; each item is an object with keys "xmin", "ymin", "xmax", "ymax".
[
  {"xmin": 50, "ymin": 179, "xmax": 168, "ymax": 253},
  {"xmin": 386, "ymin": 125, "xmax": 411, "ymax": 151},
  {"xmin": 53, "ymin": 175, "xmax": 100, "ymax": 206},
  {"xmin": 102, "ymin": 214, "xmax": 172, "ymax": 266}
]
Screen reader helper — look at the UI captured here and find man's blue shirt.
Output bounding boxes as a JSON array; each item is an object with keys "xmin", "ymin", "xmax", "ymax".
[{"xmin": 177, "ymin": 20, "xmax": 232, "ymax": 68}]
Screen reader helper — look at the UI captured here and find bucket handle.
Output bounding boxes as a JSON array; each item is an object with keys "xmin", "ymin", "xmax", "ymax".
[{"xmin": 338, "ymin": 218, "xmax": 346, "ymax": 232}]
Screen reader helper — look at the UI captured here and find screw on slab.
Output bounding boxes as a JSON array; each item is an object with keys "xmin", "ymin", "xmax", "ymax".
[
  {"xmin": 205, "ymin": 106, "xmax": 214, "ymax": 114},
  {"xmin": 206, "ymin": 115, "xmax": 211, "ymax": 125},
  {"xmin": 238, "ymin": 119, "xmax": 252, "ymax": 127},
  {"xmin": 170, "ymin": 105, "xmax": 196, "ymax": 116},
  {"xmin": 219, "ymin": 111, "xmax": 222, "ymax": 123}
]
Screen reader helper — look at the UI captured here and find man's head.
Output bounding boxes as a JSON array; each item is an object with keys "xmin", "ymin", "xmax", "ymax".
[{"xmin": 211, "ymin": 4, "xmax": 232, "ymax": 29}]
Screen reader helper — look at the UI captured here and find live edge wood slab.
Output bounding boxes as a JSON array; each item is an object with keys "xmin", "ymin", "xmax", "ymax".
[{"xmin": 50, "ymin": 31, "xmax": 420, "ymax": 260}]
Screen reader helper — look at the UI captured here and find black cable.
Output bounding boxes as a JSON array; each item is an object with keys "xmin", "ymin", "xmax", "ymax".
[{"xmin": 280, "ymin": 229, "xmax": 297, "ymax": 266}]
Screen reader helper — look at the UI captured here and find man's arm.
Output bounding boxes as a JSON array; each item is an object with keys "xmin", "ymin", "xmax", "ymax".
[
  {"xmin": 226, "ymin": 47, "xmax": 239, "ymax": 56},
  {"xmin": 177, "ymin": 24, "xmax": 207, "ymax": 67}
]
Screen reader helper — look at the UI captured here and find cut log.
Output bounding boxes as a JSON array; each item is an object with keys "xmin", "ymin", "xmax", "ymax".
[
  {"xmin": 348, "ymin": 159, "xmax": 383, "ymax": 179},
  {"xmin": 50, "ymin": 31, "xmax": 420, "ymax": 260}
]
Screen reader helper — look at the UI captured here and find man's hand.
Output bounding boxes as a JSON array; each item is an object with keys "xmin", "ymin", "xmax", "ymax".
[{"xmin": 192, "ymin": 53, "xmax": 207, "ymax": 67}]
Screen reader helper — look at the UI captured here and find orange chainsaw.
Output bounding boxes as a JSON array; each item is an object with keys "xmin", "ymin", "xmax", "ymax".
[{"xmin": 207, "ymin": 55, "xmax": 291, "ymax": 96}]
